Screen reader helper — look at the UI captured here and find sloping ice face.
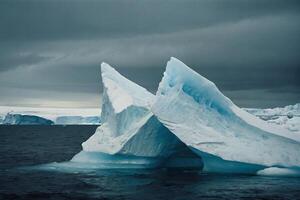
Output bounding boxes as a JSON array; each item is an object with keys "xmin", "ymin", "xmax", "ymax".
[
  {"xmin": 73, "ymin": 62, "xmax": 202, "ymax": 169},
  {"xmin": 152, "ymin": 57, "xmax": 300, "ymax": 173}
]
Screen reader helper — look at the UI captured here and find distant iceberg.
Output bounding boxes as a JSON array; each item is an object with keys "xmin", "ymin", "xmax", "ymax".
[
  {"xmin": 2, "ymin": 113, "xmax": 54, "ymax": 125},
  {"xmin": 55, "ymin": 116, "xmax": 100, "ymax": 125},
  {"xmin": 0, "ymin": 106, "xmax": 101, "ymax": 125},
  {"xmin": 41, "ymin": 57, "xmax": 300, "ymax": 174}
]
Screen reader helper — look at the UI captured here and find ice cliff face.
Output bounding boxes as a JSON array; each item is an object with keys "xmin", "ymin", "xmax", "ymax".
[{"xmin": 73, "ymin": 58, "xmax": 300, "ymax": 174}]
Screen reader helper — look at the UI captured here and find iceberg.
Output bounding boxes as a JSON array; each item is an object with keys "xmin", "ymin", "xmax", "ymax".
[
  {"xmin": 152, "ymin": 57, "xmax": 300, "ymax": 173},
  {"xmin": 72, "ymin": 57, "xmax": 300, "ymax": 175},
  {"xmin": 2, "ymin": 113, "xmax": 54, "ymax": 125}
]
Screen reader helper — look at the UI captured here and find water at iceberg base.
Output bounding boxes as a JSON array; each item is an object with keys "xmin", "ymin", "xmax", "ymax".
[
  {"xmin": 3, "ymin": 126, "xmax": 300, "ymax": 200},
  {"xmin": 32, "ymin": 151, "xmax": 203, "ymax": 174},
  {"xmin": 34, "ymin": 150, "xmax": 300, "ymax": 178},
  {"xmin": 32, "ymin": 57, "xmax": 300, "ymax": 178}
]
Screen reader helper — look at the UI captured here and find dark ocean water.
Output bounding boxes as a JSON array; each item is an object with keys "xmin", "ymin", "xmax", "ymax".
[{"xmin": 0, "ymin": 125, "xmax": 300, "ymax": 200}]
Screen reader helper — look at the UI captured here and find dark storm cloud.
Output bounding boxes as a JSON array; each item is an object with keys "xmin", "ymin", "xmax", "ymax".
[
  {"xmin": 0, "ymin": 0, "xmax": 299, "ymax": 108},
  {"xmin": 0, "ymin": 0, "xmax": 299, "ymax": 41}
]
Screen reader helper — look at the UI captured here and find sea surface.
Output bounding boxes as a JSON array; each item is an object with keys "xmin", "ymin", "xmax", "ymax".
[{"xmin": 0, "ymin": 125, "xmax": 300, "ymax": 200}]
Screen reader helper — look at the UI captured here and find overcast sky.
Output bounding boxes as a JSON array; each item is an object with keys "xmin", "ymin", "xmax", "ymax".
[{"xmin": 0, "ymin": 0, "xmax": 299, "ymax": 108}]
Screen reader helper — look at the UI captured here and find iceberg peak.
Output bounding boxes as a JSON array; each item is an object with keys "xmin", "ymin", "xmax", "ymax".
[
  {"xmin": 156, "ymin": 57, "xmax": 233, "ymax": 116},
  {"xmin": 100, "ymin": 62, "xmax": 154, "ymax": 114},
  {"xmin": 82, "ymin": 62, "xmax": 160, "ymax": 154}
]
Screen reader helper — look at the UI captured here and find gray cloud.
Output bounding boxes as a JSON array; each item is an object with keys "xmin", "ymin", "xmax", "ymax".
[
  {"xmin": 224, "ymin": 87, "xmax": 300, "ymax": 108},
  {"xmin": 0, "ymin": 0, "xmax": 299, "ymax": 41},
  {"xmin": 0, "ymin": 52, "xmax": 51, "ymax": 72},
  {"xmin": 0, "ymin": 0, "xmax": 299, "ymax": 108}
]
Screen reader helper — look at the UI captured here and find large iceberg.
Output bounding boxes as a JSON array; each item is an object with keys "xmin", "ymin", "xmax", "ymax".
[{"xmin": 72, "ymin": 58, "xmax": 300, "ymax": 174}]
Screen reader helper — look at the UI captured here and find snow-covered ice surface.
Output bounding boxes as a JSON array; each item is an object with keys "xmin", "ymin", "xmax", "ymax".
[
  {"xmin": 0, "ymin": 106, "xmax": 100, "ymax": 124},
  {"xmin": 152, "ymin": 57, "xmax": 300, "ymax": 173}
]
